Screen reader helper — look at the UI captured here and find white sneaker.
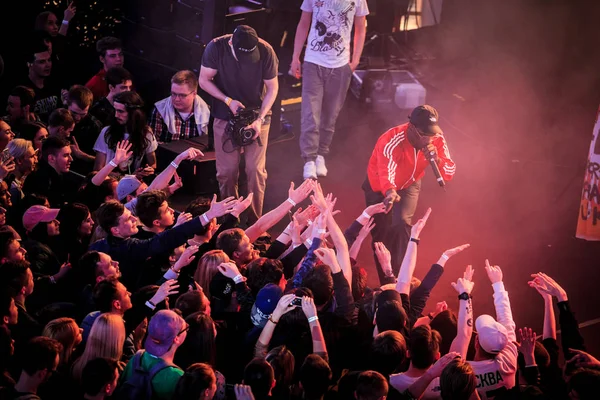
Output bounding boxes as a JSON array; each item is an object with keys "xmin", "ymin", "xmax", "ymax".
[
  {"xmin": 303, "ymin": 161, "xmax": 317, "ymax": 180},
  {"xmin": 315, "ymin": 155, "xmax": 328, "ymax": 177}
]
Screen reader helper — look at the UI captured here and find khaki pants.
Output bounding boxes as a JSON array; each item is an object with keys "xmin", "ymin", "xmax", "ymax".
[{"xmin": 213, "ymin": 117, "xmax": 270, "ymax": 224}]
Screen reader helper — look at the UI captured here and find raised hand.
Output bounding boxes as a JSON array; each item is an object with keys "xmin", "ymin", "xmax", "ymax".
[
  {"xmin": 357, "ymin": 218, "xmax": 376, "ymax": 242},
  {"xmin": 0, "ymin": 157, "xmax": 16, "ymax": 180},
  {"xmin": 528, "ymin": 272, "xmax": 567, "ymax": 302},
  {"xmin": 484, "ymin": 259, "xmax": 503, "ymax": 284},
  {"xmin": 296, "ymin": 204, "xmax": 319, "ymax": 227},
  {"xmin": 314, "ymin": 247, "xmax": 341, "ymax": 273},
  {"xmin": 451, "ymin": 265, "xmax": 474, "ymax": 295},
  {"xmin": 169, "ymin": 172, "xmax": 183, "ymax": 193},
  {"xmin": 312, "ymin": 211, "xmax": 327, "ymax": 239},
  {"xmin": 232, "ymin": 193, "xmax": 253, "ymax": 218},
  {"xmin": 310, "ymin": 182, "xmax": 328, "ymax": 212},
  {"xmin": 301, "ymin": 296, "xmax": 318, "ymax": 320},
  {"xmin": 174, "ymin": 212, "xmax": 193, "ymax": 228},
  {"xmin": 290, "ymin": 216, "xmax": 303, "ymax": 246},
  {"xmin": 135, "ymin": 165, "xmax": 154, "ymax": 179},
  {"xmin": 234, "ymin": 384, "xmax": 256, "ymax": 400},
  {"xmin": 217, "ymin": 261, "xmax": 242, "ymax": 280},
  {"xmin": 272, "ymin": 293, "xmax": 299, "ymax": 321},
  {"xmin": 63, "ymin": 1, "xmax": 76, "ymax": 22},
  {"xmin": 441, "ymin": 244, "xmax": 470, "ymax": 259},
  {"xmin": 374, "ymin": 242, "xmax": 391, "ymax": 273},
  {"xmin": 567, "ymin": 348, "xmax": 600, "ymax": 369},
  {"xmin": 173, "ymin": 245, "xmax": 199, "ymax": 271},
  {"xmin": 434, "ymin": 301, "xmax": 448, "ymax": 317},
  {"xmin": 517, "ymin": 327, "xmax": 537, "ymax": 366},
  {"xmin": 364, "ymin": 202, "xmax": 387, "ymax": 218},
  {"xmin": 428, "ymin": 352, "xmax": 461, "ymax": 378},
  {"xmin": 207, "ymin": 194, "xmax": 237, "ymax": 219},
  {"xmin": 289, "ymin": 179, "xmax": 314, "ymax": 205},
  {"xmin": 410, "ymin": 207, "xmax": 431, "ymax": 239},
  {"xmin": 112, "ymin": 140, "xmax": 133, "ymax": 165},
  {"xmin": 151, "ymin": 279, "xmax": 180, "ymax": 305},
  {"xmin": 176, "ymin": 147, "xmax": 204, "ymax": 164}
]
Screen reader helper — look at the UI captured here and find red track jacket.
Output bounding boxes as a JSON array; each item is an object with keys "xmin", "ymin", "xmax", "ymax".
[{"xmin": 367, "ymin": 123, "xmax": 456, "ymax": 195}]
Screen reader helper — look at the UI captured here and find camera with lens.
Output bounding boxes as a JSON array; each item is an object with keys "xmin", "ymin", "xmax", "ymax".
[{"xmin": 226, "ymin": 107, "xmax": 260, "ymax": 147}]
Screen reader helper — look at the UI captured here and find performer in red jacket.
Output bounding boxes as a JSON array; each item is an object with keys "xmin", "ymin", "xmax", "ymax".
[{"xmin": 363, "ymin": 105, "xmax": 456, "ymax": 284}]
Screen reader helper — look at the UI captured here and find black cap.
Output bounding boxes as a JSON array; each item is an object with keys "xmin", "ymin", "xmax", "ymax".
[
  {"xmin": 409, "ymin": 105, "xmax": 442, "ymax": 136},
  {"xmin": 232, "ymin": 25, "xmax": 260, "ymax": 63}
]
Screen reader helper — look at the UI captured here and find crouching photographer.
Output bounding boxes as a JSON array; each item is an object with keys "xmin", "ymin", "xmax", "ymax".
[{"xmin": 199, "ymin": 25, "xmax": 279, "ymax": 225}]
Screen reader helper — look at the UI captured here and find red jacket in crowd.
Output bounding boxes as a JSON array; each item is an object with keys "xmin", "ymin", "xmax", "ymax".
[{"xmin": 367, "ymin": 122, "xmax": 456, "ymax": 195}]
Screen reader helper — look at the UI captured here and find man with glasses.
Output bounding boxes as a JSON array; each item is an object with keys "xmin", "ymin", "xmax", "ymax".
[
  {"xmin": 149, "ymin": 70, "xmax": 210, "ymax": 143},
  {"xmin": 118, "ymin": 310, "xmax": 188, "ymax": 400},
  {"xmin": 363, "ymin": 105, "xmax": 456, "ymax": 284}
]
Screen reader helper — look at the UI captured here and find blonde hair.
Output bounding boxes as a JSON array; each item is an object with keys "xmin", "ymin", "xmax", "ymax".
[
  {"xmin": 194, "ymin": 250, "xmax": 229, "ymax": 299},
  {"xmin": 43, "ymin": 317, "xmax": 80, "ymax": 365},
  {"xmin": 7, "ymin": 138, "xmax": 34, "ymax": 160},
  {"xmin": 71, "ymin": 313, "xmax": 126, "ymax": 382}
]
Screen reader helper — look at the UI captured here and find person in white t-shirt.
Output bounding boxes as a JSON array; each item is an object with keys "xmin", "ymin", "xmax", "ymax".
[
  {"xmin": 291, "ymin": 0, "xmax": 369, "ymax": 179},
  {"xmin": 390, "ymin": 325, "xmax": 443, "ymax": 399},
  {"xmin": 449, "ymin": 261, "xmax": 518, "ymax": 400},
  {"xmin": 93, "ymin": 91, "xmax": 158, "ymax": 174}
]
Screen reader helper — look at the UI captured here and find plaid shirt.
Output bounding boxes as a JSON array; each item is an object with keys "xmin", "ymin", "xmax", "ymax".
[{"xmin": 149, "ymin": 106, "xmax": 200, "ymax": 142}]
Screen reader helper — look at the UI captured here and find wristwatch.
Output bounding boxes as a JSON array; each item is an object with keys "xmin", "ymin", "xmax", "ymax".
[
  {"xmin": 410, "ymin": 237, "xmax": 420, "ymax": 245},
  {"xmin": 258, "ymin": 116, "xmax": 267, "ymax": 125},
  {"xmin": 458, "ymin": 292, "xmax": 471, "ymax": 301}
]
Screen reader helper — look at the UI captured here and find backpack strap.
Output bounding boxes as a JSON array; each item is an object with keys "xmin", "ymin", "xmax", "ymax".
[{"xmin": 144, "ymin": 352, "xmax": 175, "ymax": 397}]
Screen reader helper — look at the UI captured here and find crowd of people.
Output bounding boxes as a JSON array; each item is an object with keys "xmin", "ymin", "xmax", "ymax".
[{"xmin": 0, "ymin": 2, "xmax": 598, "ymax": 400}]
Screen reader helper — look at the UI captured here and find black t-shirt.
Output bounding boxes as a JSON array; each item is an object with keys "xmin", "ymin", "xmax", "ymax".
[
  {"xmin": 201, "ymin": 35, "xmax": 278, "ymax": 120},
  {"xmin": 21, "ymin": 77, "xmax": 61, "ymax": 122}
]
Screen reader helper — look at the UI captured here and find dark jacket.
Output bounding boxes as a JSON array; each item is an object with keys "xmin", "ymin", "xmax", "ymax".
[
  {"xmin": 90, "ymin": 217, "xmax": 205, "ymax": 290},
  {"xmin": 22, "ymin": 161, "xmax": 78, "ymax": 208}
]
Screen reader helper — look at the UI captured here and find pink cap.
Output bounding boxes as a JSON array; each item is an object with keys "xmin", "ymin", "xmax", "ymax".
[{"xmin": 23, "ymin": 205, "xmax": 60, "ymax": 231}]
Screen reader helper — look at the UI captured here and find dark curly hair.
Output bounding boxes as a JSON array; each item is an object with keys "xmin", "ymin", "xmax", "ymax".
[{"xmin": 105, "ymin": 91, "xmax": 149, "ymax": 160}]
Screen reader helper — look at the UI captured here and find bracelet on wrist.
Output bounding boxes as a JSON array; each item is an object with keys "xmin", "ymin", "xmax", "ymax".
[
  {"xmin": 200, "ymin": 213, "xmax": 210, "ymax": 224},
  {"xmin": 317, "ymin": 229, "xmax": 326, "ymax": 234},
  {"xmin": 62, "ymin": 20, "xmax": 69, "ymax": 25},
  {"xmin": 308, "ymin": 316, "xmax": 319, "ymax": 323},
  {"xmin": 427, "ymin": 312, "xmax": 434, "ymax": 321},
  {"xmin": 457, "ymin": 292, "xmax": 471, "ymax": 301},
  {"xmin": 233, "ymin": 274, "xmax": 244, "ymax": 284},
  {"xmin": 268, "ymin": 316, "xmax": 278, "ymax": 324},
  {"xmin": 170, "ymin": 161, "xmax": 179, "ymax": 169},
  {"xmin": 441, "ymin": 253, "xmax": 449, "ymax": 261},
  {"xmin": 109, "ymin": 160, "xmax": 118, "ymax": 168},
  {"xmin": 224, "ymin": 97, "xmax": 232, "ymax": 106},
  {"xmin": 410, "ymin": 237, "xmax": 420, "ymax": 245},
  {"xmin": 286, "ymin": 198, "xmax": 297, "ymax": 207},
  {"xmin": 145, "ymin": 300, "xmax": 156, "ymax": 310},
  {"xmin": 305, "ymin": 238, "xmax": 313, "ymax": 247},
  {"xmin": 361, "ymin": 211, "xmax": 371, "ymax": 220}
]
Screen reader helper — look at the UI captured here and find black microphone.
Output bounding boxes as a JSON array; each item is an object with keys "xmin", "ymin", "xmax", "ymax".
[{"xmin": 423, "ymin": 148, "xmax": 446, "ymax": 189}]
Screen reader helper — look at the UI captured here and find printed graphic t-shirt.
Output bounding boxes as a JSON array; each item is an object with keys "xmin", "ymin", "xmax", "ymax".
[{"xmin": 301, "ymin": 0, "xmax": 369, "ymax": 68}]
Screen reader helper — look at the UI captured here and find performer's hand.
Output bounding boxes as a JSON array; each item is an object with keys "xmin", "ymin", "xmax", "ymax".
[
  {"xmin": 383, "ymin": 189, "xmax": 401, "ymax": 213},
  {"xmin": 424, "ymin": 143, "xmax": 439, "ymax": 161},
  {"xmin": 290, "ymin": 58, "xmax": 302, "ymax": 79}
]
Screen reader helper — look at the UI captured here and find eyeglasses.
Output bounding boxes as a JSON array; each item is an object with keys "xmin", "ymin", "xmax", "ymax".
[
  {"xmin": 171, "ymin": 92, "xmax": 194, "ymax": 100},
  {"xmin": 177, "ymin": 323, "xmax": 190, "ymax": 336}
]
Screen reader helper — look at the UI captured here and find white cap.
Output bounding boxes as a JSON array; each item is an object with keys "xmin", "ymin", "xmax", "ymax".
[{"xmin": 475, "ymin": 314, "xmax": 508, "ymax": 354}]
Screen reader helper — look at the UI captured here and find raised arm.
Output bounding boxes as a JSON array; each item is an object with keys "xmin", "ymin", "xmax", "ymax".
[
  {"xmin": 449, "ymin": 265, "xmax": 475, "ymax": 359},
  {"xmin": 485, "ymin": 260, "xmax": 516, "ymax": 342},
  {"xmin": 528, "ymin": 278, "xmax": 557, "ymax": 340},
  {"xmin": 245, "ymin": 180, "xmax": 314, "ymax": 242},
  {"xmin": 396, "ymin": 208, "xmax": 431, "ymax": 294},
  {"xmin": 91, "ymin": 140, "xmax": 132, "ymax": 186},
  {"xmin": 255, "ymin": 293, "xmax": 297, "ymax": 357},
  {"xmin": 529, "ymin": 272, "xmax": 584, "ymax": 359},
  {"xmin": 301, "ymin": 296, "xmax": 328, "ymax": 361},
  {"xmin": 147, "ymin": 147, "xmax": 203, "ymax": 191}
]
